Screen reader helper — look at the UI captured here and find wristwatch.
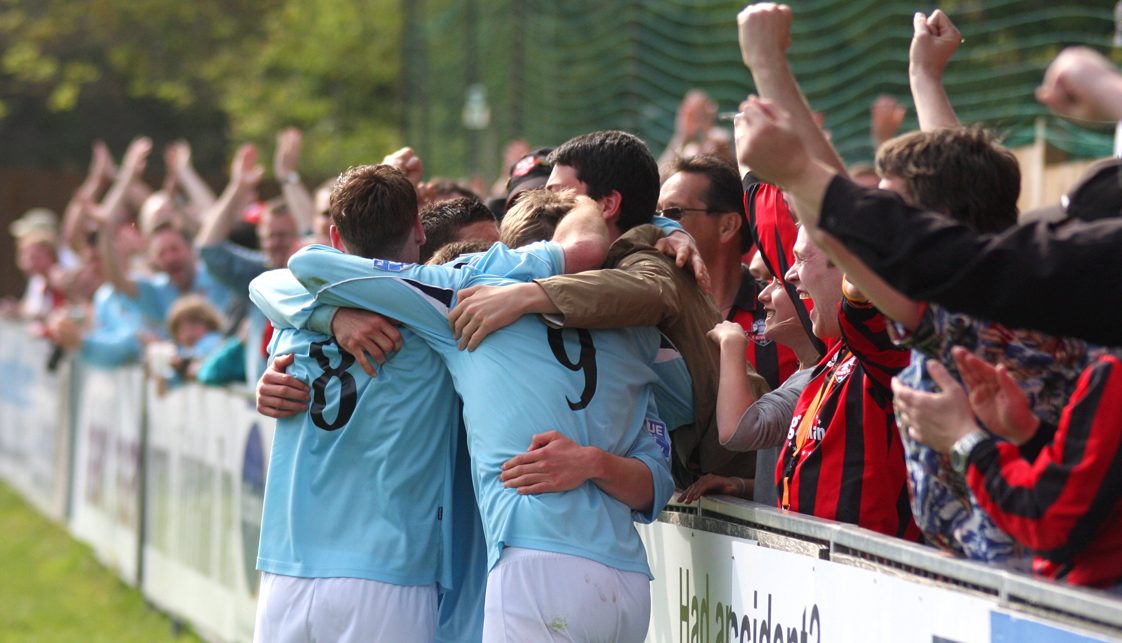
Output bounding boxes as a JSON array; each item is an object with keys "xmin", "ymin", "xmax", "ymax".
[
  {"xmin": 950, "ymin": 430, "xmax": 989, "ymax": 475},
  {"xmin": 280, "ymin": 171, "xmax": 301, "ymax": 186}
]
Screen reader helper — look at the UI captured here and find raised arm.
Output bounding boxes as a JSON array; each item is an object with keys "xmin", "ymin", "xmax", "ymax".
[
  {"xmin": 870, "ymin": 95, "xmax": 907, "ymax": 150},
  {"xmin": 909, "ymin": 10, "xmax": 962, "ymax": 131},
  {"xmin": 1036, "ymin": 46, "xmax": 1122, "ymax": 124},
  {"xmin": 707, "ymin": 321, "xmax": 759, "ymax": 445},
  {"xmin": 97, "ymin": 137, "xmax": 153, "ymax": 299},
  {"xmin": 196, "ymin": 144, "xmax": 264, "ymax": 249},
  {"xmin": 165, "ymin": 140, "xmax": 216, "ymax": 221},
  {"xmin": 274, "ymin": 127, "xmax": 315, "ymax": 234},
  {"xmin": 737, "ymin": 2, "xmax": 846, "ymax": 175},
  {"xmin": 657, "ymin": 90, "xmax": 717, "ymax": 175},
  {"xmin": 62, "ymin": 141, "xmax": 113, "ymax": 254}
]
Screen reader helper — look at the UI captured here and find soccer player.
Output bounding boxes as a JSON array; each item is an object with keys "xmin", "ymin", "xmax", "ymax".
[
  {"xmin": 249, "ymin": 165, "xmax": 462, "ymax": 642},
  {"xmin": 251, "ymin": 166, "xmax": 679, "ymax": 642}
]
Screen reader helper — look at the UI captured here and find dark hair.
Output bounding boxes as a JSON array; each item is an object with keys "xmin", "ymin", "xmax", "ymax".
[
  {"xmin": 419, "ymin": 196, "xmax": 497, "ymax": 262},
  {"xmin": 673, "ymin": 154, "xmax": 752, "ymax": 253},
  {"xmin": 426, "ymin": 179, "xmax": 478, "ymax": 202},
  {"xmin": 330, "ymin": 165, "xmax": 418, "ymax": 259},
  {"xmin": 549, "ymin": 130, "xmax": 659, "ymax": 232},
  {"xmin": 876, "ymin": 126, "xmax": 1020, "ymax": 234}
]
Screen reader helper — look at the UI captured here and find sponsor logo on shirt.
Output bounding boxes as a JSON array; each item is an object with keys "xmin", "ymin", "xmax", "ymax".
[
  {"xmin": 750, "ymin": 318, "xmax": 773, "ymax": 347},
  {"xmin": 646, "ymin": 418, "xmax": 672, "ymax": 461},
  {"xmin": 833, "ymin": 355, "xmax": 857, "ymax": 383},
  {"xmin": 371, "ymin": 258, "xmax": 410, "ymax": 272},
  {"xmin": 786, "ymin": 414, "xmax": 802, "ymax": 440},
  {"xmin": 808, "ymin": 423, "xmax": 825, "ymax": 442}
]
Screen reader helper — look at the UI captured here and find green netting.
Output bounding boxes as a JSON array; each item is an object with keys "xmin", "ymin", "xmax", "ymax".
[{"xmin": 404, "ymin": 0, "xmax": 1118, "ymax": 179}]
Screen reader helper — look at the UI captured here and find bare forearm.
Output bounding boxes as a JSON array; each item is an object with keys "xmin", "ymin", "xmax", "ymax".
[
  {"xmin": 125, "ymin": 181, "xmax": 153, "ymax": 212},
  {"xmin": 751, "ymin": 61, "xmax": 847, "ymax": 175},
  {"xmin": 281, "ymin": 182, "xmax": 316, "ymax": 234},
  {"xmin": 588, "ymin": 448, "xmax": 654, "ymax": 512},
  {"xmin": 61, "ymin": 190, "xmax": 95, "ymax": 254},
  {"xmin": 716, "ymin": 338, "xmax": 756, "ymax": 445},
  {"xmin": 783, "ymin": 159, "xmax": 837, "ymax": 231},
  {"xmin": 177, "ymin": 164, "xmax": 217, "ymax": 215},
  {"xmin": 910, "ymin": 69, "xmax": 960, "ymax": 131},
  {"xmin": 196, "ymin": 182, "xmax": 250, "ymax": 248},
  {"xmin": 512, "ymin": 282, "xmax": 560, "ymax": 315}
]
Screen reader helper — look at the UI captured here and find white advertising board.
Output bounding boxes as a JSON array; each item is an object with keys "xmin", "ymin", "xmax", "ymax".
[
  {"xmin": 0, "ymin": 322, "xmax": 70, "ymax": 520},
  {"xmin": 68, "ymin": 364, "xmax": 144, "ymax": 584},
  {"xmin": 640, "ymin": 520, "xmax": 993, "ymax": 642},
  {"xmin": 141, "ymin": 382, "xmax": 270, "ymax": 643}
]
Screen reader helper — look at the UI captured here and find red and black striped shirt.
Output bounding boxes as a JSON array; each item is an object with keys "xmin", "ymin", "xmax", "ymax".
[
  {"xmin": 776, "ymin": 299, "xmax": 919, "ymax": 540},
  {"xmin": 967, "ymin": 355, "xmax": 1122, "ymax": 588},
  {"xmin": 728, "ymin": 265, "xmax": 800, "ymax": 391}
]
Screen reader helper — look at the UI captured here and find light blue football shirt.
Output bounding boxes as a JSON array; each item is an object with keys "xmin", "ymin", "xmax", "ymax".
[
  {"xmin": 257, "ymin": 242, "xmax": 677, "ymax": 578},
  {"xmin": 130, "ymin": 263, "xmax": 235, "ymax": 332},
  {"xmin": 251, "ymin": 271, "xmax": 463, "ymax": 588}
]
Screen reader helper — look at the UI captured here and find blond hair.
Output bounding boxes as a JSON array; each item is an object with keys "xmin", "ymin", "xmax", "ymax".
[
  {"xmin": 499, "ymin": 189, "xmax": 579, "ymax": 248},
  {"xmin": 167, "ymin": 294, "xmax": 224, "ymax": 339}
]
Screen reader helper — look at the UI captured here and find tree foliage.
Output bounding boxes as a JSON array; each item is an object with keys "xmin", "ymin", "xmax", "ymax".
[{"xmin": 0, "ymin": 0, "xmax": 402, "ymax": 177}]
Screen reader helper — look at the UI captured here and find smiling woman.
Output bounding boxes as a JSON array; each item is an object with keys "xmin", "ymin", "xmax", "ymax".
[{"xmin": 0, "ymin": 483, "xmax": 199, "ymax": 642}]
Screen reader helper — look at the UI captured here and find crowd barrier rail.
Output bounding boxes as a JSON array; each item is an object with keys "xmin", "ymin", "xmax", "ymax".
[{"xmin": 0, "ymin": 320, "xmax": 1119, "ymax": 642}]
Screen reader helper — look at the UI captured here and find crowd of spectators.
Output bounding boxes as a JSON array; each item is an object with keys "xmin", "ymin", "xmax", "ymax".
[{"xmin": 6, "ymin": 5, "xmax": 1122, "ymax": 635}]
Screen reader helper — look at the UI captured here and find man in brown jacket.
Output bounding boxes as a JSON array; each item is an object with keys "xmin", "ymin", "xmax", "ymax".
[{"xmin": 450, "ymin": 130, "xmax": 767, "ymax": 490}]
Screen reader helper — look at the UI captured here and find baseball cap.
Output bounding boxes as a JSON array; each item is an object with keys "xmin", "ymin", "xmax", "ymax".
[
  {"xmin": 10, "ymin": 208, "xmax": 59, "ymax": 247},
  {"xmin": 504, "ymin": 147, "xmax": 554, "ymax": 211},
  {"xmin": 10, "ymin": 207, "xmax": 58, "ymax": 238},
  {"xmin": 1019, "ymin": 157, "xmax": 1122, "ymax": 224}
]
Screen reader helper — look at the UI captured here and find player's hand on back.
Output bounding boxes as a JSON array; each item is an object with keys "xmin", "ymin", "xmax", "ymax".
[
  {"xmin": 257, "ymin": 354, "xmax": 310, "ymax": 418},
  {"xmin": 331, "ymin": 308, "xmax": 404, "ymax": 376},
  {"xmin": 449, "ymin": 282, "xmax": 539, "ymax": 351},
  {"xmin": 499, "ymin": 431, "xmax": 595, "ymax": 494}
]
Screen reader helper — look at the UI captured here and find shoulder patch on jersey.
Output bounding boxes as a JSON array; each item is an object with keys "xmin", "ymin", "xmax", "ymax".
[
  {"xmin": 645, "ymin": 418, "xmax": 672, "ymax": 461},
  {"xmin": 371, "ymin": 258, "xmax": 411, "ymax": 272}
]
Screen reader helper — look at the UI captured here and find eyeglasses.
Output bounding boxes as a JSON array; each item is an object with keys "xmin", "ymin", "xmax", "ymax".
[{"xmin": 655, "ymin": 206, "xmax": 717, "ymax": 220}]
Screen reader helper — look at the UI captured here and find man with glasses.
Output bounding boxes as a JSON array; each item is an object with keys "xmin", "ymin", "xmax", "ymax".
[
  {"xmin": 450, "ymin": 130, "xmax": 768, "ymax": 490},
  {"xmin": 657, "ymin": 154, "xmax": 799, "ymax": 393}
]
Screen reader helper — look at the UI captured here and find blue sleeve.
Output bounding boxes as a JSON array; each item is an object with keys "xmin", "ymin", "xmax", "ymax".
[
  {"xmin": 195, "ymin": 337, "xmax": 247, "ymax": 385},
  {"xmin": 132, "ymin": 277, "xmax": 171, "ymax": 323},
  {"xmin": 80, "ymin": 327, "xmax": 142, "ymax": 367},
  {"xmin": 287, "ymin": 245, "xmax": 456, "ymax": 343},
  {"xmin": 650, "ymin": 338, "xmax": 695, "ymax": 432},
  {"xmin": 80, "ymin": 286, "xmax": 144, "ymax": 367},
  {"xmin": 249, "ymin": 268, "xmax": 337, "ymax": 331},
  {"xmin": 652, "ymin": 215, "xmax": 685, "ymax": 236},
  {"xmin": 626, "ymin": 410, "xmax": 674, "ymax": 525},
  {"xmin": 199, "ymin": 243, "xmax": 267, "ymax": 294}
]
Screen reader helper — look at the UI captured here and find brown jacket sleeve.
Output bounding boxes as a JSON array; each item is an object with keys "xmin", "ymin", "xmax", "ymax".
[{"xmin": 534, "ymin": 225, "xmax": 681, "ymax": 328}]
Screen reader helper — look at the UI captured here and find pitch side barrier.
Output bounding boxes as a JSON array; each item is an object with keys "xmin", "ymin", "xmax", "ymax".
[{"xmin": 1, "ymin": 319, "xmax": 1119, "ymax": 642}]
